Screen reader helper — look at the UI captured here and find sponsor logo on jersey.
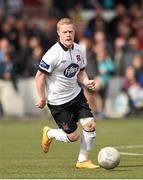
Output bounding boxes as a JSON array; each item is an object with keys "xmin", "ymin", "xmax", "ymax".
[
  {"xmin": 64, "ymin": 63, "xmax": 79, "ymax": 78},
  {"xmin": 39, "ymin": 60, "xmax": 49, "ymax": 70}
]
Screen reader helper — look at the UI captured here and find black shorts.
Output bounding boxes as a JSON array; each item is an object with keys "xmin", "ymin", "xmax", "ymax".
[{"xmin": 47, "ymin": 90, "xmax": 93, "ymax": 134}]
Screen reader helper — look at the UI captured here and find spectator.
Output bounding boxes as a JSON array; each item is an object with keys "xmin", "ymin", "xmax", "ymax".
[
  {"xmin": 135, "ymin": 24, "xmax": 143, "ymax": 51},
  {"xmin": 93, "ymin": 31, "xmax": 114, "ymax": 58},
  {"xmin": 128, "ymin": 2, "xmax": 142, "ymax": 25},
  {"xmin": 0, "ymin": 38, "xmax": 14, "ymax": 65},
  {"xmin": 0, "ymin": 38, "xmax": 13, "ymax": 54},
  {"xmin": 43, "ymin": 17, "xmax": 58, "ymax": 51},
  {"xmin": 24, "ymin": 46, "xmax": 43, "ymax": 77},
  {"xmin": 94, "ymin": 47, "xmax": 115, "ymax": 92},
  {"xmin": 132, "ymin": 55, "xmax": 143, "ymax": 87},
  {"xmin": 29, "ymin": 36, "xmax": 41, "ymax": 50},
  {"xmin": 0, "ymin": 52, "xmax": 15, "ymax": 81},
  {"xmin": 108, "ymin": 3, "xmax": 127, "ymax": 40},
  {"xmin": 94, "ymin": 47, "xmax": 115, "ymax": 118},
  {"xmin": 118, "ymin": 37, "xmax": 141, "ymax": 76},
  {"xmin": 122, "ymin": 65, "xmax": 143, "ymax": 110},
  {"xmin": 14, "ymin": 35, "xmax": 30, "ymax": 77},
  {"xmin": 85, "ymin": 7, "xmax": 108, "ymax": 38},
  {"xmin": 114, "ymin": 37, "xmax": 126, "ymax": 75},
  {"xmin": 16, "ymin": 17, "xmax": 32, "ymax": 39},
  {"xmin": 0, "ymin": 15, "xmax": 19, "ymax": 50}
]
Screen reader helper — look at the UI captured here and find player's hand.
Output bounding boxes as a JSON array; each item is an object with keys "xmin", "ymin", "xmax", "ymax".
[
  {"xmin": 35, "ymin": 99, "xmax": 46, "ymax": 109},
  {"xmin": 85, "ymin": 79, "xmax": 96, "ymax": 91}
]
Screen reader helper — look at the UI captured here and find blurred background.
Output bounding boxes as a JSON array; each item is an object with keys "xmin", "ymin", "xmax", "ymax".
[{"xmin": 0, "ymin": 0, "xmax": 143, "ymax": 119}]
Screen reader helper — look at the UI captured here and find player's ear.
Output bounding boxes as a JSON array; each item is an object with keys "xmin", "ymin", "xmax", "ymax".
[{"xmin": 57, "ymin": 30, "xmax": 60, "ymax": 36}]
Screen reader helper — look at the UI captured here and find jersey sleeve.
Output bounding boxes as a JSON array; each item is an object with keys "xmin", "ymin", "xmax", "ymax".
[
  {"xmin": 80, "ymin": 47, "xmax": 87, "ymax": 70},
  {"xmin": 39, "ymin": 49, "xmax": 57, "ymax": 74}
]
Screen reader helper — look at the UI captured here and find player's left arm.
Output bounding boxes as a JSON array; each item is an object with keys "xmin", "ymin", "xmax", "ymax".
[{"xmin": 77, "ymin": 69, "xmax": 96, "ymax": 91}]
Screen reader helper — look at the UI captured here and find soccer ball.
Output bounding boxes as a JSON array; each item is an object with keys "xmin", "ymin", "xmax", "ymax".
[{"xmin": 97, "ymin": 147, "xmax": 120, "ymax": 169}]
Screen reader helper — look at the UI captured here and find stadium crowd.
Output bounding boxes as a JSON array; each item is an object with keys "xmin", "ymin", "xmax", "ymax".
[{"xmin": 0, "ymin": 0, "xmax": 143, "ymax": 118}]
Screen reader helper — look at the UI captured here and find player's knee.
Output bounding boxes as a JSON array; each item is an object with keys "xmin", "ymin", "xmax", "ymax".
[
  {"xmin": 86, "ymin": 121, "xmax": 96, "ymax": 131},
  {"xmin": 80, "ymin": 118, "xmax": 96, "ymax": 132}
]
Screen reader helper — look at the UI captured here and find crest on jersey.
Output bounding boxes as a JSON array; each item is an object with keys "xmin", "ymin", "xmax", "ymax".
[
  {"xmin": 76, "ymin": 55, "xmax": 81, "ymax": 62},
  {"xmin": 64, "ymin": 63, "xmax": 79, "ymax": 78}
]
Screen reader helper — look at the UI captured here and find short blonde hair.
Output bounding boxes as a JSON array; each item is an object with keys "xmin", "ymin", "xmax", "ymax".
[{"xmin": 57, "ymin": 18, "xmax": 74, "ymax": 31}]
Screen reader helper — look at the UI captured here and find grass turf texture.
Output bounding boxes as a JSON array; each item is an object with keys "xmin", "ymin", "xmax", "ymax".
[{"xmin": 0, "ymin": 116, "xmax": 143, "ymax": 179}]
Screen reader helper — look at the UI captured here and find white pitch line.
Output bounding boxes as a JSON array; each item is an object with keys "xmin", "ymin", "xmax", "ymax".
[
  {"xmin": 120, "ymin": 152, "xmax": 143, "ymax": 156},
  {"xmin": 114, "ymin": 145, "xmax": 143, "ymax": 149}
]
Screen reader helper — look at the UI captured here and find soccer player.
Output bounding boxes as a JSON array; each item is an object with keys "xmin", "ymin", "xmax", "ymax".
[{"xmin": 35, "ymin": 18, "xmax": 99, "ymax": 169}]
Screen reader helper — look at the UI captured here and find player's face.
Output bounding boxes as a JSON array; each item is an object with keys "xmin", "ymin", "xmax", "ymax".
[{"xmin": 57, "ymin": 24, "xmax": 75, "ymax": 48}]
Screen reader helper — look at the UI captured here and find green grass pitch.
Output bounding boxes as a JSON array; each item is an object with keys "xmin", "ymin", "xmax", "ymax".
[{"xmin": 0, "ymin": 116, "xmax": 143, "ymax": 179}]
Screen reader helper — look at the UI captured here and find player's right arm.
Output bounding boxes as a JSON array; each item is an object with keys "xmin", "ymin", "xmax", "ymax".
[{"xmin": 35, "ymin": 70, "xmax": 47, "ymax": 109}]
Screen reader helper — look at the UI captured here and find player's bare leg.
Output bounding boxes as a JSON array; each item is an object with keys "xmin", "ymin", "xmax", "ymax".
[{"xmin": 76, "ymin": 118, "xmax": 100, "ymax": 169}]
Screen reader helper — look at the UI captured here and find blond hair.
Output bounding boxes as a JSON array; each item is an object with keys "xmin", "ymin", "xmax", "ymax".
[{"xmin": 57, "ymin": 18, "xmax": 74, "ymax": 31}]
